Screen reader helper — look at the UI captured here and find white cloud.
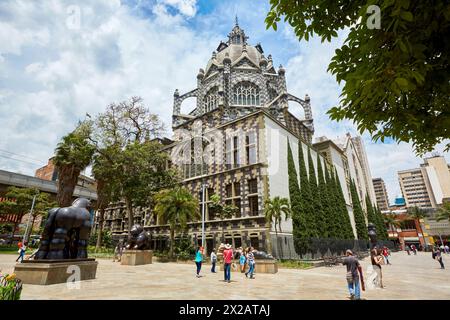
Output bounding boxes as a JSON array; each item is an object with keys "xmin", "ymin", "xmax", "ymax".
[
  {"xmin": 0, "ymin": 0, "xmax": 213, "ymax": 174},
  {"xmin": 0, "ymin": 0, "xmax": 448, "ymax": 204},
  {"xmin": 160, "ymin": 0, "xmax": 197, "ymax": 17}
]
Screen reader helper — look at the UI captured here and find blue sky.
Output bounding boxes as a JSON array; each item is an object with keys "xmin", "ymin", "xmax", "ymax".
[{"xmin": 0, "ymin": 0, "xmax": 448, "ymax": 204}]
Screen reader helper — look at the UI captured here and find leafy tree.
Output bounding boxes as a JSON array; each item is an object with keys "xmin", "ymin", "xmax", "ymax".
[
  {"xmin": 287, "ymin": 141, "xmax": 306, "ymax": 255},
  {"xmin": 374, "ymin": 205, "xmax": 389, "ymax": 240},
  {"xmin": 365, "ymin": 195, "xmax": 386, "ymax": 240},
  {"xmin": 298, "ymin": 144, "xmax": 317, "ymax": 238},
  {"xmin": 324, "ymin": 166, "xmax": 339, "ymax": 238},
  {"xmin": 264, "ymin": 196, "xmax": 292, "ymax": 256},
  {"xmin": 334, "ymin": 168, "xmax": 354, "ymax": 239},
  {"xmin": 365, "ymin": 194, "xmax": 377, "ymax": 228},
  {"xmin": 0, "ymin": 187, "xmax": 55, "ymax": 241},
  {"xmin": 208, "ymin": 194, "xmax": 237, "ymax": 243},
  {"xmin": 316, "ymin": 153, "xmax": 329, "ymax": 238},
  {"xmin": 349, "ymin": 180, "xmax": 368, "ymax": 240},
  {"xmin": 91, "ymin": 152, "xmax": 116, "ymax": 249},
  {"xmin": 436, "ymin": 202, "xmax": 450, "ymax": 223},
  {"xmin": 154, "ymin": 187, "xmax": 200, "ymax": 258},
  {"xmin": 54, "ymin": 121, "xmax": 95, "ymax": 207},
  {"xmin": 307, "ymin": 149, "xmax": 323, "ymax": 237},
  {"xmin": 266, "ymin": 1, "xmax": 450, "ymax": 155},
  {"xmin": 90, "ymin": 97, "xmax": 176, "ymax": 241}
]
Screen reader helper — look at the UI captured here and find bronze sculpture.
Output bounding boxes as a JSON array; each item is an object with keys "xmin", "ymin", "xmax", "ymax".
[
  {"xmin": 34, "ymin": 198, "xmax": 92, "ymax": 260},
  {"xmin": 125, "ymin": 224, "xmax": 151, "ymax": 250},
  {"xmin": 368, "ymin": 223, "xmax": 377, "ymax": 250}
]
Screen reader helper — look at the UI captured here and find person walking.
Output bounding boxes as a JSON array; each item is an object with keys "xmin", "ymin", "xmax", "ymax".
[
  {"xmin": 245, "ymin": 247, "xmax": 256, "ymax": 279},
  {"xmin": 406, "ymin": 245, "xmax": 411, "ymax": 255},
  {"xmin": 433, "ymin": 247, "xmax": 445, "ymax": 269},
  {"xmin": 113, "ymin": 243, "xmax": 123, "ymax": 262},
  {"xmin": 382, "ymin": 246, "xmax": 391, "ymax": 265},
  {"xmin": 411, "ymin": 244, "xmax": 417, "ymax": 255},
  {"xmin": 210, "ymin": 249, "xmax": 217, "ymax": 273},
  {"xmin": 343, "ymin": 250, "xmax": 364, "ymax": 300},
  {"xmin": 16, "ymin": 241, "xmax": 27, "ymax": 263},
  {"xmin": 239, "ymin": 248, "xmax": 247, "ymax": 273},
  {"xmin": 445, "ymin": 244, "xmax": 449, "ymax": 254},
  {"xmin": 371, "ymin": 249, "xmax": 384, "ymax": 288},
  {"xmin": 194, "ymin": 246, "xmax": 204, "ymax": 278},
  {"xmin": 223, "ymin": 244, "xmax": 233, "ymax": 283}
]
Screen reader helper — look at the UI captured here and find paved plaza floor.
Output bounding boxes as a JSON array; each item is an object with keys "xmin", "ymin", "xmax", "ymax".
[{"xmin": 1, "ymin": 251, "xmax": 449, "ymax": 300}]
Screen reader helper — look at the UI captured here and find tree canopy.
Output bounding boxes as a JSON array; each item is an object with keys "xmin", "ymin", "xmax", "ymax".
[
  {"xmin": 266, "ymin": 1, "xmax": 450, "ymax": 155},
  {"xmin": 54, "ymin": 121, "xmax": 95, "ymax": 207},
  {"xmin": 89, "ymin": 96, "xmax": 177, "ymax": 240},
  {"xmin": 154, "ymin": 187, "xmax": 200, "ymax": 257}
]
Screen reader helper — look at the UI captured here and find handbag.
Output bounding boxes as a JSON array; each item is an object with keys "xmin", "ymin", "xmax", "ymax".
[{"xmin": 231, "ymin": 262, "xmax": 237, "ymax": 271}]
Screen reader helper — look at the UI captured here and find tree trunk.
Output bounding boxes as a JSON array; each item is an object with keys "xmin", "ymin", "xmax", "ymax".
[
  {"xmin": 125, "ymin": 197, "xmax": 133, "ymax": 242},
  {"xmin": 275, "ymin": 228, "xmax": 280, "ymax": 259},
  {"xmin": 96, "ymin": 208, "xmax": 105, "ymax": 250},
  {"xmin": 265, "ymin": 221, "xmax": 273, "ymax": 256},
  {"xmin": 57, "ymin": 165, "xmax": 80, "ymax": 207},
  {"xmin": 169, "ymin": 228, "xmax": 175, "ymax": 258}
]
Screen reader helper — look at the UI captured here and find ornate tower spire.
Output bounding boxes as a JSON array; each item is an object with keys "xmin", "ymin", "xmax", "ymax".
[{"xmin": 228, "ymin": 18, "xmax": 248, "ymax": 45}]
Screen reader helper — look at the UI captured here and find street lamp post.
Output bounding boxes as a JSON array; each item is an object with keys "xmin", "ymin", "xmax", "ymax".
[
  {"xmin": 201, "ymin": 183, "xmax": 207, "ymax": 249},
  {"xmin": 23, "ymin": 194, "xmax": 37, "ymax": 244}
]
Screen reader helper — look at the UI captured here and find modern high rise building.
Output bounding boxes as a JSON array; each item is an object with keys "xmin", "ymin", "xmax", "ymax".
[
  {"xmin": 372, "ymin": 178, "xmax": 390, "ymax": 211},
  {"xmin": 398, "ymin": 155, "xmax": 450, "ymax": 209}
]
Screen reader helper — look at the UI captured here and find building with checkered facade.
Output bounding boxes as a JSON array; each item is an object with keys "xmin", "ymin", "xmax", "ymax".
[{"xmin": 100, "ymin": 22, "xmax": 368, "ymax": 258}]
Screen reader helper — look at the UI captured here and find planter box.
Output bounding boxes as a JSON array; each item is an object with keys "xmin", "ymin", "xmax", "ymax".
[
  {"xmin": 121, "ymin": 250, "xmax": 153, "ymax": 266},
  {"xmin": 14, "ymin": 259, "xmax": 98, "ymax": 285}
]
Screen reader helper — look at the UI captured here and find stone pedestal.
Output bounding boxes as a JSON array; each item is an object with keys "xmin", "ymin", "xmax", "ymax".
[
  {"xmin": 216, "ymin": 260, "xmax": 278, "ymax": 274},
  {"xmin": 121, "ymin": 250, "xmax": 153, "ymax": 266},
  {"xmin": 14, "ymin": 259, "xmax": 98, "ymax": 285}
]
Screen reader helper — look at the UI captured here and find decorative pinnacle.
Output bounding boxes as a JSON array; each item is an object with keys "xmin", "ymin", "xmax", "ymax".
[{"xmin": 235, "ymin": 15, "xmax": 238, "ymax": 26}]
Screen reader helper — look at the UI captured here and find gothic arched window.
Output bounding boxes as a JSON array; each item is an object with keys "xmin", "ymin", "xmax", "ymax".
[
  {"xmin": 204, "ymin": 87, "xmax": 219, "ymax": 112},
  {"xmin": 233, "ymin": 82, "xmax": 260, "ymax": 106}
]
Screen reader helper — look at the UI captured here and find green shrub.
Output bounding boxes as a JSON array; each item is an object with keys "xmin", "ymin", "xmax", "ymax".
[
  {"xmin": 89, "ymin": 230, "xmax": 113, "ymax": 248},
  {"xmin": 0, "ymin": 274, "xmax": 22, "ymax": 300},
  {"xmin": 278, "ymin": 260, "xmax": 313, "ymax": 269}
]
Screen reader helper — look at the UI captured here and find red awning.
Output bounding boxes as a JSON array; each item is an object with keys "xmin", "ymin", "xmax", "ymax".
[{"xmin": 0, "ymin": 197, "xmax": 20, "ymax": 223}]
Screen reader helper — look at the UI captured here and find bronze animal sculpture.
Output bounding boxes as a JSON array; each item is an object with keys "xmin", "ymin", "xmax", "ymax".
[
  {"xmin": 253, "ymin": 250, "xmax": 275, "ymax": 260},
  {"xmin": 34, "ymin": 198, "xmax": 92, "ymax": 260},
  {"xmin": 126, "ymin": 224, "xmax": 151, "ymax": 250}
]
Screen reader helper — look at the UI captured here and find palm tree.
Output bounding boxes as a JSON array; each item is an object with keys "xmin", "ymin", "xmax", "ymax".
[
  {"xmin": 407, "ymin": 206, "xmax": 429, "ymax": 237},
  {"xmin": 54, "ymin": 122, "xmax": 95, "ymax": 207},
  {"xmin": 208, "ymin": 194, "xmax": 236, "ymax": 243},
  {"xmin": 264, "ymin": 197, "xmax": 292, "ymax": 257},
  {"xmin": 154, "ymin": 187, "xmax": 200, "ymax": 258},
  {"xmin": 436, "ymin": 202, "xmax": 450, "ymax": 223},
  {"xmin": 383, "ymin": 213, "xmax": 401, "ymax": 232}
]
